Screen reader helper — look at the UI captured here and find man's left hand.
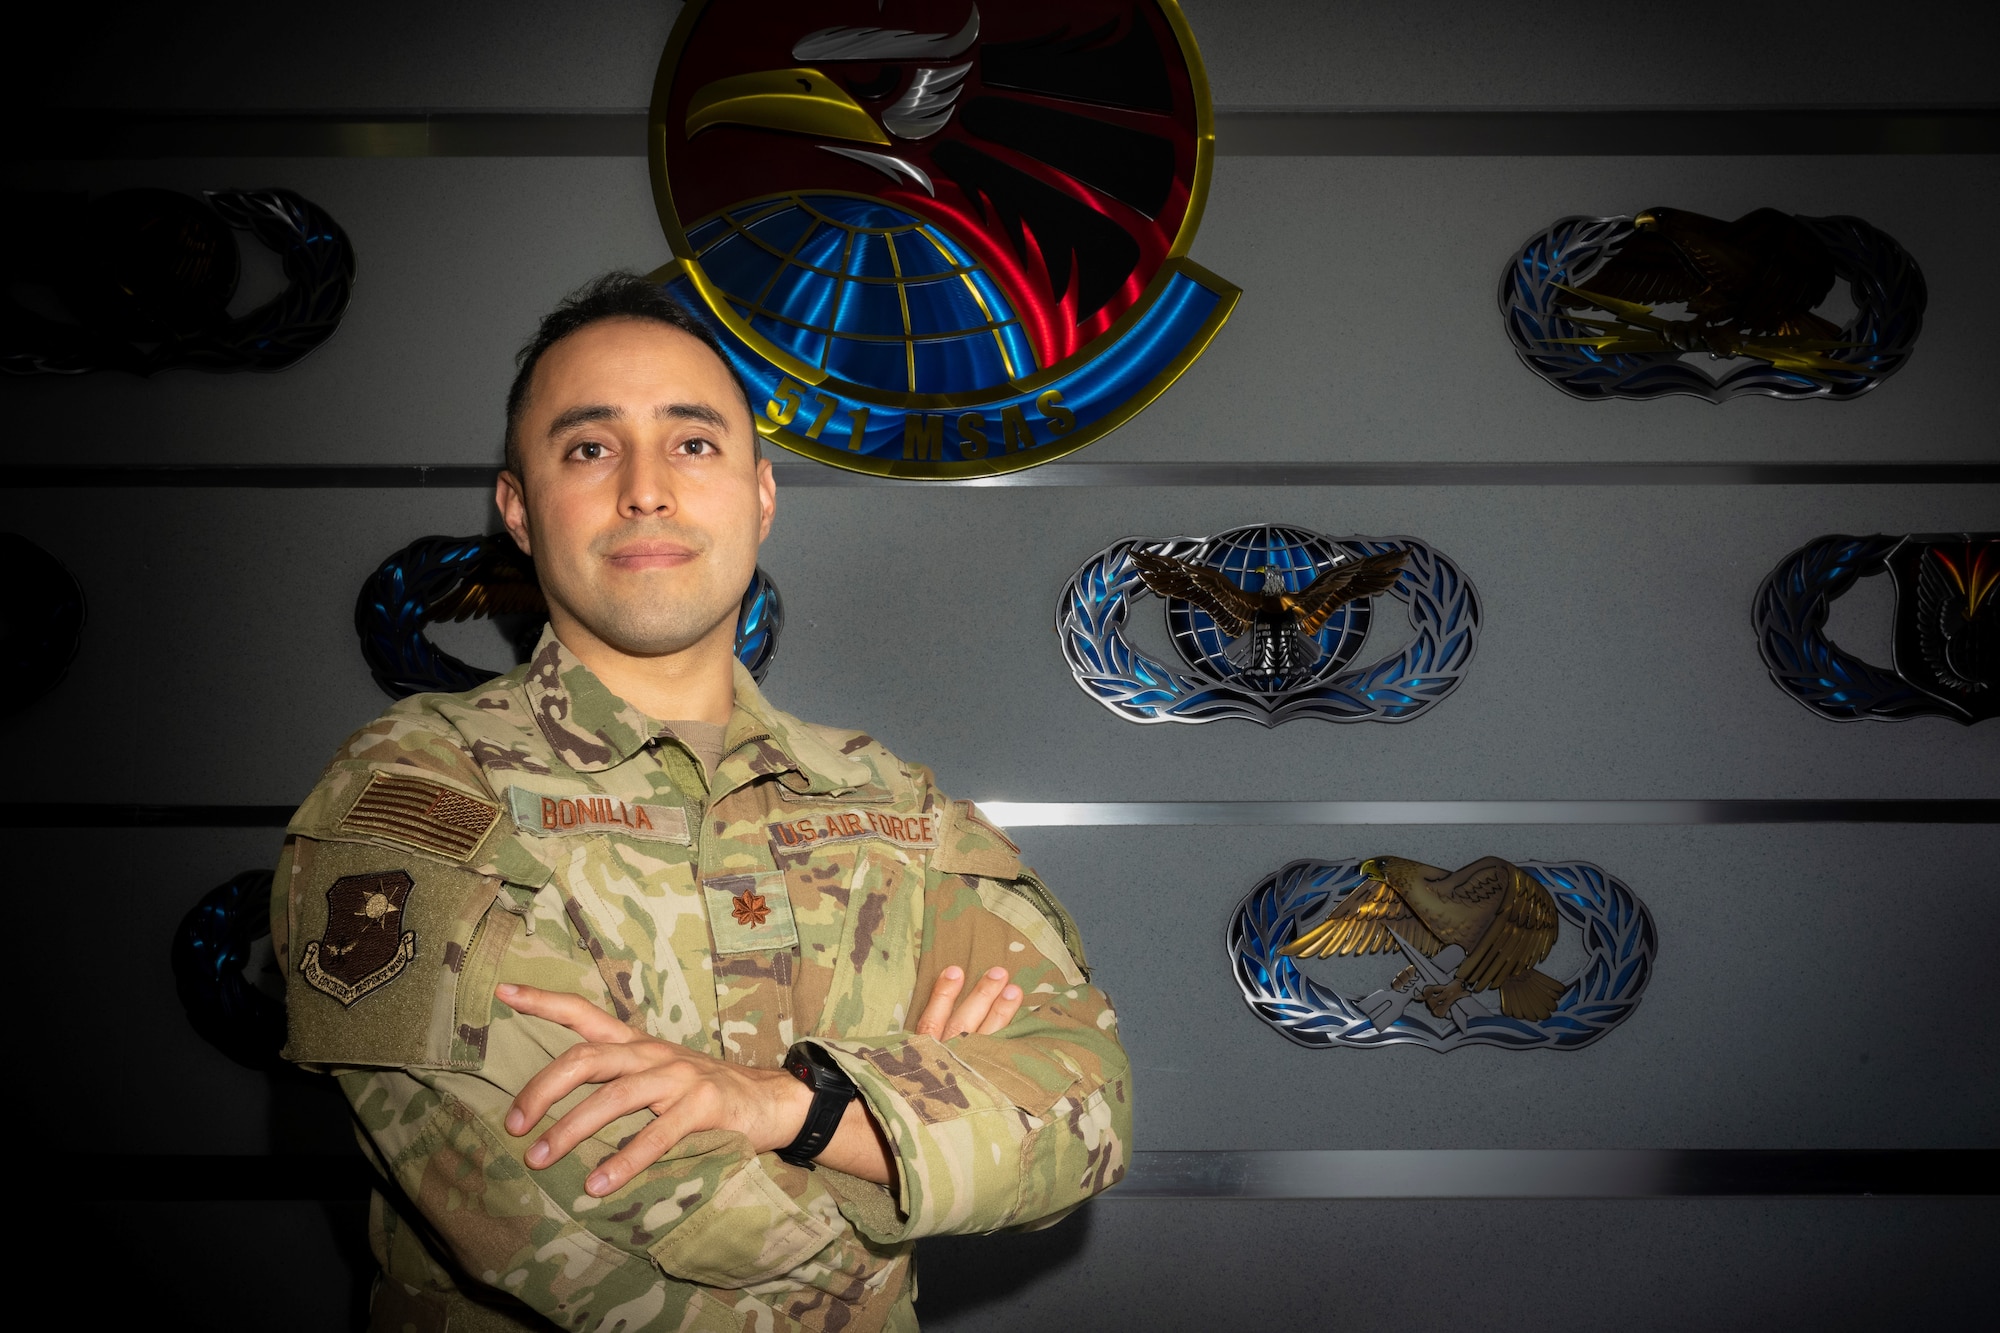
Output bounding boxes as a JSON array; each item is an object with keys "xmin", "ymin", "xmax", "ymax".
[{"xmin": 495, "ymin": 982, "xmax": 812, "ymax": 1197}]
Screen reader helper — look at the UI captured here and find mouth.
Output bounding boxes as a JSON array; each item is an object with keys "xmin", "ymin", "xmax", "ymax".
[{"xmin": 604, "ymin": 540, "xmax": 699, "ymax": 572}]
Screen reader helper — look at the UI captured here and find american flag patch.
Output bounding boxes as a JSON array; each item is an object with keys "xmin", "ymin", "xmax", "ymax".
[{"xmin": 339, "ymin": 772, "xmax": 500, "ymax": 862}]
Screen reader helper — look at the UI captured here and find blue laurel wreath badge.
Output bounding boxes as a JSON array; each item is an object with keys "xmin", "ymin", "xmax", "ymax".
[
  {"xmin": 646, "ymin": 1, "xmax": 1238, "ymax": 479},
  {"xmin": 2, "ymin": 187, "xmax": 355, "ymax": 377},
  {"xmin": 1056, "ymin": 523, "xmax": 1480, "ymax": 726},
  {"xmin": 1753, "ymin": 532, "xmax": 1997, "ymax": 725},
  {"xmin": 354, "ymin": 533, "xmax": 784, "ymax": 699},
  {"xmin": 1500, "ymin": 207, "xmax": 1924, "ymax": 403},
  {"xmin": 1227, "ymin": 858, "xmax": 1658, "ymax": 1052}
]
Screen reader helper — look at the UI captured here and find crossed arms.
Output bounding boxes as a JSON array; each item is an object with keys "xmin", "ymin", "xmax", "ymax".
[{"xmin": 497, "ymin": 962, "xmax": 1025, "ymax": 1194}]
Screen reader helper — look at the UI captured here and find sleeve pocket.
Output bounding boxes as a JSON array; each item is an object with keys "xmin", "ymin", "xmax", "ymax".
[{"xmin": 648, "ymin": 1156, "xmax": 842, "ymax": 1288}]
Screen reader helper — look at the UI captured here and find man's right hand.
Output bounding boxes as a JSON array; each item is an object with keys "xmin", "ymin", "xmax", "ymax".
[{"xmin": 913, "ymin": 965, "xmax": 1021, "ymax": 1040}]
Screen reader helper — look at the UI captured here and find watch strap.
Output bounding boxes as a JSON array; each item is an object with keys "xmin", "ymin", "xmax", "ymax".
[{"xmin": 777, "ymin": 1043, "xmax": 858, "ymax": 1169}]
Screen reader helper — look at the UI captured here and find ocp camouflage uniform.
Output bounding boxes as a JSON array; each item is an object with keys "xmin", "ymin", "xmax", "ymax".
[{"xmin": 272, "ymin": 628, "xmax": 1130, "ymax": 1332}]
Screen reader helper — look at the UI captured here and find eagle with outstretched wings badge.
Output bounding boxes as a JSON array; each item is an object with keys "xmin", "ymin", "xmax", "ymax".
[
  {"xmin": 1056, "ymin": 524, "xmax": 1480, "ymax": 726},
  {"xmin": 1129, "ymin": 549, "xmax": 1408, "ymax": 677}
]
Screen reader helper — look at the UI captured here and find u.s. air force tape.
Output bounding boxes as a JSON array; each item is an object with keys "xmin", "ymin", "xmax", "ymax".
[
  {"xmin": 506, "ymin": 787, "xmax": 691, "ymax": 844},
  {"xmin": 769, "ymin": 808, "xmax": 938, "ymax": 851}
]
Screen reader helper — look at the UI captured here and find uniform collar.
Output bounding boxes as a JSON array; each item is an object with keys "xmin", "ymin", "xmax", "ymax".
[{"xmin": 522, "ymin": 624, "xmax": 872, "ymax": 795}]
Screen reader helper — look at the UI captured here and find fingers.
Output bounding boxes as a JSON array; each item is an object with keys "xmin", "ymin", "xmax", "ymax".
[
  {"xmin": 976, "ymin": 981, "xmax": 1023, "ymax": 1036},
  {"xmin": 913, "ymin": 966, "xmax": 966, "ymax": 1039},
  {"xmin": 946, "ymin": 967, "xmax": 1019, "ymax": 1039},
  {"xmin": 506, "ymin": 1040, "xmax": 658, "ymax": 1139},
  {"xmin": 496, "ymin": 983, "xmax": 636, "ymax": 1045},
  {"xmin": 524, "ymin": 1074, "xmax": 680, "ymax": 1170},
  {"xmin": 586, "ymin": 1098, "xmax": 714, "ymax": 1196}
]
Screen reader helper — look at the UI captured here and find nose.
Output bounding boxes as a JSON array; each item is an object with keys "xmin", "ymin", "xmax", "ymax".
[{"xmin": 617, "ymin": 445, "xmax": 679, "ymax": 520}]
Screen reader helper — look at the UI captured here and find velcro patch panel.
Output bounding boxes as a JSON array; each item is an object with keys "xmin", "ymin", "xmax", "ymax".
[{"xmin": 339, "ymin": 772, "xmax": 501, "ymax": 863}]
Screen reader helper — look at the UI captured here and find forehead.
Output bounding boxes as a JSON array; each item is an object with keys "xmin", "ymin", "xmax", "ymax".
[{"xmin": 530, "ymin": 317, "xmax": 742, "ymax": 418}]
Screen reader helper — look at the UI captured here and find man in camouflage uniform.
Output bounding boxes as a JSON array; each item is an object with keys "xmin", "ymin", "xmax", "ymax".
[{"xmin": 273, "ymin": 274, "xmax": 1130, "ymax": 1332}]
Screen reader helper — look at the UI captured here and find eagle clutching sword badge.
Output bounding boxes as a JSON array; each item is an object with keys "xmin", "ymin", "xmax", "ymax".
[
  {"xmin": 647, "ymin": 1, "xmax": 1237, "ymax": 478},
  {"xmin": 1057, "ymin": 524, "xmax": 1481, "ymax": 726},
  {"xmin": 1227, "ymin": 857, "xmax": 1658, "ymax": 1051},
  {"xmin": 299, "ymin": 870, "xmax": 418, "ymax": 1007}
]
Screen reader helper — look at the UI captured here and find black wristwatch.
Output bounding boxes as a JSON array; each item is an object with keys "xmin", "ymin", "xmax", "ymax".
[{"xmin": 777, "ymin": 1043, "xmax": 858, "ymax": 1169}]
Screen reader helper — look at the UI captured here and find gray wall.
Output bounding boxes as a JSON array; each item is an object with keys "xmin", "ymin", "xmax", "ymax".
[{"xmin": 9, "ymin": 3, "xmax": 1996, "ymax": 1329}]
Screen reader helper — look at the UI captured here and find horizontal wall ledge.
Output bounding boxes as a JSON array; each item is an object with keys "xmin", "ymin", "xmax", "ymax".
[
  {"xmin": 976, "ymin": 801, "xmax": 1999, "ymax": 826},
  {"xmin": 19, "ymin": 107, "xmax": 2000, "ymax": 159},
  {"xmin": 74, "ymin": 1150, "xmax": 1999, "ymax": 1202},
  {"xmin": 5, "ymin": 800, "xmax": 1993, "ymax": 830},
  {"xmin": 8, "ymin": 462, "xmax": 1996, "ymax": 489},
  {"xmin": 1121, "ymin": 1149, "xmax": 1998, "ymax": 1199}
]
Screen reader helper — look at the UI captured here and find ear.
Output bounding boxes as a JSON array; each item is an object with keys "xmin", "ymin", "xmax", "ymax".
[
  {"xmin": 495, "ymin": 470, "xmax": 533, "ymax": 555},
  {"xmin": 755, "ymin": 455, "xmax": 776, "ymax": 544}
]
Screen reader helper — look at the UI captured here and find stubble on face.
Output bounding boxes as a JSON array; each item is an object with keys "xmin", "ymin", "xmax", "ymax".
[
  {"xmin": 573, "ymin": 514, "xmax": 722, "ymax": 656},
  {"xmin": 499, "ymin": 318, "xmax": 771, "ymax": 669}
]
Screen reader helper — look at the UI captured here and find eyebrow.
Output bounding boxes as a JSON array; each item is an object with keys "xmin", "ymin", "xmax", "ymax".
[
  {"xmin": 546, "ymin": 404, "xmax": 621, "ymax": 438},
  {"xmin": 656, "ymin": 401, "xmax": 729, "ymax": 430},
  {"xmin": 545, "ymin": 401, "xmax": 731, "ymax": 438}
]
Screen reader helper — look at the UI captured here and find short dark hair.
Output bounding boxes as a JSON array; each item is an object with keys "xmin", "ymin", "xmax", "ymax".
[{"xmin": 503, "ymin": 271, "xmax": 758, "ymax": 477}]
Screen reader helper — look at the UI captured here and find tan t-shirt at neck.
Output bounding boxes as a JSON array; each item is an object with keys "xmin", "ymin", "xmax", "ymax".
[{"xmin": 662, "ymin": 721, "xmax": 728, "ymax": 782}]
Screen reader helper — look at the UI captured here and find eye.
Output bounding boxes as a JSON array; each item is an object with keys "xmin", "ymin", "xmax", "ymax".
[
  {"xmin": 847, "ymin": 66, "xmax": 901, "ymax": 101},
  {"xmin": 678, "ymin": 437, "xmax": 718, "ymax": 456}
]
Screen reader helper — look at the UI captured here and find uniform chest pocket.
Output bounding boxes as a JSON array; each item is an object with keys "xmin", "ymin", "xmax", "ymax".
[
  {"xmin": 282, "ymin": 838, "xmax": 518, "ymax": 1071},
  {"xmin": 701, "ymin": 871, "xmax": 798, "ymax": 955},
  {"xmin": 762, "ymin": 844, "xmax": 923, "ymax": 1041}
]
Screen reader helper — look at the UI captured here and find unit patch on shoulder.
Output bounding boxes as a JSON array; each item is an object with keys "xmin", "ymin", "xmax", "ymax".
[
  {"xmin": 769, "ymin": 809, "xmax": 937, "ymax": 854},
  {"xmin": 507, "ymin": 788, "xmax": 690, "ymax": 844},
  {"xmin": 340, "ymin": 772, "xmax": 500, "ymax": 862},
  {"xmin": 300, "ymin": 870, "xmax": 418, "ymax": 1006}
]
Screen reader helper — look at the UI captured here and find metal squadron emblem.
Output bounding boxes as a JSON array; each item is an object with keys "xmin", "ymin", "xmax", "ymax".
[
  {"xmin": 647, "ymin": 1, "xmax": 1236, "ymax": 478},
  {"xmin": 1754, "ymin": 532, "xmax": 1997, "ymax": 724},
  {"xmin": 1228, "ymin": 857, "xmax": 1657, "ymax": 1052},
  {"xmin": 1501, "ymin": 206, "xmax": 1924, "ymax": 402},
  {"xmin": 299, "ymin": 870, "xmax": 418, "ymax": 1007},
  {"xmin": 1057, "ymin": 524, "xmax": 1480, "ymax": 726}
]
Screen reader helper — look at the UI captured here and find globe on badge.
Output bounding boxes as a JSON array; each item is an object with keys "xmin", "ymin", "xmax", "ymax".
[
  {"xmin": 648, "ymin": 1, "xmax": 1238, "ymax": 479},
  {"xmin": 1164, "ymin": 525, "xmax": 1376, "ymax": 693}
]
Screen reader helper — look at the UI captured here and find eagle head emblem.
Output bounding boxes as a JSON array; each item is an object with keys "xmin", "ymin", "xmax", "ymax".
[{"xmin": 649, "ymin": 2, "xmax": 1235, "ymax": 476}]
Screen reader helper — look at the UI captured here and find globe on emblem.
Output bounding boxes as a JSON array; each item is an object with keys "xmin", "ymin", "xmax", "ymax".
[
  {"xmin": 687, "ymin": 195, "xmax": 1035, "ymax": 395},
  {"xmin": 1165, "ymin": 525, "xmax": 1375, "ymax": 694}
]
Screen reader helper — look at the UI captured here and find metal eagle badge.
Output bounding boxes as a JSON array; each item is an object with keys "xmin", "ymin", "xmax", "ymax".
[
  {"xmin": 1754, "ymin": 532, "xmax": 1997, "ymax": 724},
  {"xmin": 646, "ymin": 1, "xmax": 1237, "ymax": 478},
  {"xmin": 1228, "ymin": 856, "xmax": 1658, "ymax": 1051},
  {"xmin": 1500, "ymin": 206, "xmax": 1924, "ymax": 402},
  {"xmin": 1056, "ymin": 524, "xmax": 1481, "ymax": 725}
]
